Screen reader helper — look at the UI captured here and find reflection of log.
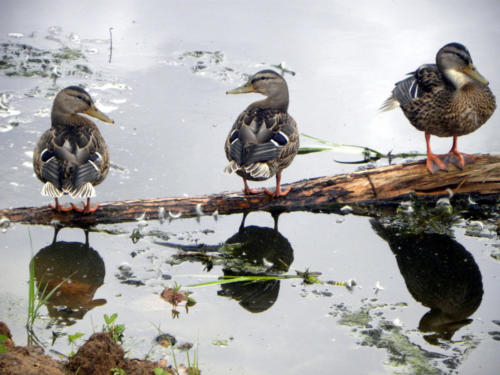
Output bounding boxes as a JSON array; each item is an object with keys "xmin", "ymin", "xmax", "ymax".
[{"xmin": 1, "ymin": 154, "xmax": 500, "ymax": 226}]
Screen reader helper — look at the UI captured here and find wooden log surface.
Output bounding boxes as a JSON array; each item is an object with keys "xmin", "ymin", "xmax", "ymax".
[{"xmin": 1, "ymin": 154, "xmax": 500, "ymax": 227}]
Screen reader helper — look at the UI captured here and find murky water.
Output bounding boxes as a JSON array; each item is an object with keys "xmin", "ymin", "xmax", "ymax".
[{"xmin": 1, "ymin": 1, "xmax": 500, "ymax": 374}]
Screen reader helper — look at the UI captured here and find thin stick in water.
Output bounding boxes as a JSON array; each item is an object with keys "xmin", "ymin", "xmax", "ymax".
[{"xmin": 109, "ymin": 27, "xmax": 114, "ymax": 63}]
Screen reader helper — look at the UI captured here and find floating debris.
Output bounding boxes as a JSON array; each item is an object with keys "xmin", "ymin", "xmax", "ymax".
[
  {"xmin": 212, "ymin": 339, "xmax": 229, "ymax": 347},
  {"xmin": 155, "ymin": 333, "xmax": 177, "ymax": 347},
  {"xmin": 160, "ymin": 287, "xmax": 188, "ymax": 307}
]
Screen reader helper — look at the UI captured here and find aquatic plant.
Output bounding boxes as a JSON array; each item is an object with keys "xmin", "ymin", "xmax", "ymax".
[
  {"xmin": 298, "ymin": 133, "xmax": 425, "ymax": 164},
  {"xmin": 102, "ymin": 313, "xmax": 125, "ymax": 344}
]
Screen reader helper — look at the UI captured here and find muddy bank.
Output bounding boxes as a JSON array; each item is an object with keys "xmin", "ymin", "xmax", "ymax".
[{"xmin": 0, "ymin": 322, "xmax": 192, "ymax": 375}]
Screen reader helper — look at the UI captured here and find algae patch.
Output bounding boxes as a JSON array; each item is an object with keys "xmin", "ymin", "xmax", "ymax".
[{"xmin": 0, "ymin": 42, "xmax": 91, "ymax": 78}]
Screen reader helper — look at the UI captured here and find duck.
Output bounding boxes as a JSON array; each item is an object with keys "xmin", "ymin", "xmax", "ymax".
[
  {"xmin": 381, "ymin": 42, "xmax": 496, "ymax": 173},
  {"xmin": 224, "ymin": 70, "xmax": 299, "ymax": 197},
  {"xmin": 33, "ymin": 86, "xmax": 114, "ymax": 213}
]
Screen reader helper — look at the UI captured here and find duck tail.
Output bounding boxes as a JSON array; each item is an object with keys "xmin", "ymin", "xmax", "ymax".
[
  {"xmin": 379, "ymin": 95, "xmax": 400, "ymax": 112},
  {"xmin": 41, "ymin": 182, "xmax": 63, "ymax": 197},
  {"xmin": 224, "ymin": 161, "xmax": 239, "ymax": 174}
]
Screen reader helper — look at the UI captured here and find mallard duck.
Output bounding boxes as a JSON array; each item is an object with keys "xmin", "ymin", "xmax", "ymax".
[
  {"xmin": 33, "ymin": 86, "xmax": 114, "ymax": 213},
  {"xmin": 224, "ymin": 70, "xmax": 299, "ymax": 197},
  {"xmin": 382, "ymin": 42, "xmax": 496, "ymax": 173}
]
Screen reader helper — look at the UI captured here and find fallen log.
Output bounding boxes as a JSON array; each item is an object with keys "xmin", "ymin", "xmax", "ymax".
[{"xmin": 1, "ymin": 154, "xmax": 500, "ymax": 227}]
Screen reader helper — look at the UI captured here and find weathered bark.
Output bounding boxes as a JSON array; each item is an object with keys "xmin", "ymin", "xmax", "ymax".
[{"xmin": 1, "ymin": 154, "xmax": 499, "ymax": 227}]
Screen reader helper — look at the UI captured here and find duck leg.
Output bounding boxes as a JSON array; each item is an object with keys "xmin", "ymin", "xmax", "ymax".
[
  {"xmin": 445, "ymin": 136, "xmax": 476, "ymax": 169},
  {"xmin": 49, "ymin": 198, "xmax": 73, "ymax": 213},
  {"xmin": 71, "ymin": 198, "xmax": 99, "ymax": 214},
  {"xmin": 424, "ymin": 132, "xmax": 448, "ymax": 174},
  {"xmin": 242, "ymin": 179, "xmax": 264, "ymax": 195},
  {"xmin": 264, "ymin": 172, "xmax": 291, "ymax": 198}
]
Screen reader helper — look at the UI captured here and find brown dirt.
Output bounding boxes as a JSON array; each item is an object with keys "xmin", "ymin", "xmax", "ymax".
[{"xmin": 0, "ymin": 322, "xmax": 171, "ymax": 375}]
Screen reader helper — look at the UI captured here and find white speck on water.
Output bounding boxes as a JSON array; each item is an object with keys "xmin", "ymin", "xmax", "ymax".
[
  {"xmin": 92, "ymin": 83, "xmax": 130, "ymax": 91},
  {"xmin": 136, "ymin": 212, "xmax": 147, "ymax": 221},
  {"xmin": 168, "ymin": 210, "xmax": 182, "ymax": 219},
  {"xmin": 24, "ymin": 151, "xmax": 33, "ymax": 158},
  {"xmin": 22, "ymin": 161, "xmax": 32, "ymax": 169},
  {"xmin": 67, "ymin": 32, "xmax": 80, "ymax": 43},
  {"xmin": 158, "ymin": 207, "xmax": 166, "ymax": 224},
  {"xmin": 399, "ymin": 200, "xmax": 414, "ymax": 214},
  {"xmin": 0, "ymin": 109, "xmax": 21, "ymax": 118},
  {"xmin": 374, "ymin": 280, "xmax": 384, "ymax": 294},
  {"xmin": 111, "ymin": 98, "xmax": 127, "ymax": 104},
  {"xmin": 7, "ymin": 32, "xmax": 24, "ymax": 38},
  {"xmin": 93, "ymin": 100, "xmax": 118, "ymax": 113},
  {"xmin": 468, "ymin": 220, "xmax": 484, "ymax": 231},
  {"xmin": 0, "ymin": 124, "xmax": 15, "ymax": 132},
  {"xmin": 436, "ymin": 197, "xmax": 451, "ymax": 206},
  {"xmin": 34, "ymin": 108, "xmax": 50, "ymax": 118},
  {"xmin": 0, "ymin": 217, "xmax": 11, "ymax": 232},
  {"xmin": 446, "ymin": 188, "xmax": 454, "ymax": 198},
  {"xmin": 468, "ymin": 196, "xmax": 477, "ymax": 205},
  {"xmin": 85, "ymin": 48, "xmax": 98, "ymax": 55},
  {"xmin": 9, "ymin": 182, "xmax": 19, "ymax": 187},
  {"xmin": 340, "ymin": 205, "xmax": 353, "ymax": 214},
  {"xmin": 393, "ymin": 318, "xmax": 403, "ymax": 327},
  {"xmin": 48, "ymin": 26, "xmax": 62, "ymax": 35}
]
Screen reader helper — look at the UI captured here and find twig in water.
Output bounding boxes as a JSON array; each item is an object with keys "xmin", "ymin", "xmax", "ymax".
[{"xmin": 109, "ymin": 27, "xmax": 114, "ymax": 63}]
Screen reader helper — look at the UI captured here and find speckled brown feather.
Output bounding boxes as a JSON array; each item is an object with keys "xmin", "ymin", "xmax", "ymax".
[
  {"xmin": 400, "ymin": 68, "xmax": 496, "ymax": 138},
  {"xmin": 224, "ymin": 107, "xmax": 299, "ymax": 181},
  {"xmin": 33, "ymin": 112, "xmax": 110, "ymax": 193}
]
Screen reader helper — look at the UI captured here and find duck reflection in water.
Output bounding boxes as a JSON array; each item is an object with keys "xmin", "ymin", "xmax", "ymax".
[
  {"xmin": 31, "ymin": 227, "xmax": 106, "ymax": 326},
  {"xmin": 371, "ymin": 220, "xmax": 483, "ymax": 345},
  {"xmin": 217, "ymin": 212, "xmax": 294, "ymax": 313}
]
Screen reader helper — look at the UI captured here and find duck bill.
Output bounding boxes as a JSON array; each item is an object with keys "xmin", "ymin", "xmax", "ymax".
[
  {"xmin": 85, "ymin": 105, "xmax": 114, "ymax": 124},
  {"xmin": 226, "ymin": 82, "xmax": 255, "ymax": 95},
  {"xmin": 464, "ymin": 65, "xmax": 489, "ymax": 85}
]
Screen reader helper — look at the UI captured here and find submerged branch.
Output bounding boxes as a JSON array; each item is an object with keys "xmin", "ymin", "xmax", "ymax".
[{"xmin": 1, "ymin": 154, "xmax": 500, "ymax": 227}]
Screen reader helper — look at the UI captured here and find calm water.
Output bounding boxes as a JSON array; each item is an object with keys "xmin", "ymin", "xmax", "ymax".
[{"xmin": 1, "ymin": 1, "xmax": 499, "ymax": 374}]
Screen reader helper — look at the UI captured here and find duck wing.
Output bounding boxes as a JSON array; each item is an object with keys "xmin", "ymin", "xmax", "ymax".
[
  {"xmin": 226, "ymin": 108, "xmax": 295, "ymax": 166},
  {"xmin": 34, "ymin": 126, "xmax": 108, "ymax": 197}
]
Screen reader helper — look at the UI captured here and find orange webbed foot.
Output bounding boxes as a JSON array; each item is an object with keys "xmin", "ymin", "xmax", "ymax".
[
  {"xmin": 445, "ymin": 151, "xmax": 476, "ymax": 170},
  {"xmin": 425, "ymin": 154, "xmax": 448, "ymax": 174},
  {"xmin": 71, "ymin": 199, "xmax": 99, "ymax": 214},
  {"xmin": 49, "ymin": 203, "xmax": 73, "ymax": 213},
  {"xmin": 264, "ymin": 186, "xmax": 291, "ymax": 198}
]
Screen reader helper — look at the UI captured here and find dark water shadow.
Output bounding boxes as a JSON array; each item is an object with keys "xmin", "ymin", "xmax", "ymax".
[
  {"xmin": 217, "ymin": 212, "xmax": 294, "ymax": 313},
  {"xmin": 31, "ymin": 227, "xmax": 106, "ymax": 326},
  {"xmin": 371, "ymin": 219, "xmax": 483, "ymax": 345},
  {"xmin": 156, "ymin": 212, "xmax": 295, "ymax": 313}
]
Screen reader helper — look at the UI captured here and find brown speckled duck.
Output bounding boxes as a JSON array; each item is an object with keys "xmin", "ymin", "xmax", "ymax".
[
  {"xmin": 382, "ymin": 42, "xmax": 496, "ymax": 173},
  {"xmin": 33, "ymin": 86, "xmax": 114, "ymax": 213},
  {"xmin": 224, "ymin": 70, "xmax": 299, "ymax": 197}
]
